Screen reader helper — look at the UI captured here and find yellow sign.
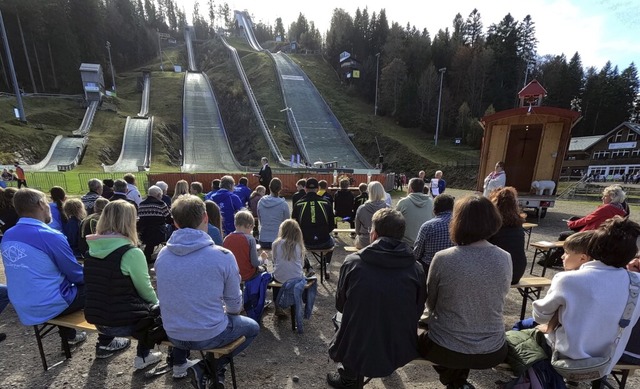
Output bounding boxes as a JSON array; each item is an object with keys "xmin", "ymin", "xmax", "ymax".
[{"xmin": 352, "ymin": 70, "xmax": 360, "ymax": 78}]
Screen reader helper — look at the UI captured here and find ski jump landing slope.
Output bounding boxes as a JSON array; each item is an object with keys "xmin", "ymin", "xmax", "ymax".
[
  {"xmin": 103, "ymin": 72, "xmax": 153, "ymax": 173},
  {"xmin": 236, "ymin": 10, "xmax": 369, "ymax": 169},
  {"xmin": 272, "ymin": 52, "xmax": 370, "ymax": 169},
  {"xmin": 27, "ymin": 100, "xmax": 99, "ymax": 172},
  {"xmin": 182, "ymin": 26, "xmax": 241, "ymax": 172}
]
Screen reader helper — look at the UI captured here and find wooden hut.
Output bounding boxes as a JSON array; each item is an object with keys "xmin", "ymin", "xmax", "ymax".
[{"xmin": 477, "ymin": 80, "xmax": 582, "ymax": 193}]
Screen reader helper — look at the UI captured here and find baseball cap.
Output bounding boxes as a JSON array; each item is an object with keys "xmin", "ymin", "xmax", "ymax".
[{"xmin": 305, "ymin": 178, "xmax": 319, "ymax": 189}]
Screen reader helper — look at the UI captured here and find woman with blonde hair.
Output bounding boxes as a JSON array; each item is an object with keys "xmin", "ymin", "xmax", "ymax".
[
  {"xmin": 172, "ymin": 180, "xmax": 189, "ymax": 203},
  {"xmin": 205, "ymin": 200, "xmax": 223, "ymax": 245},
  {"xmin": 84, "ymin": 200, "xmax": 163, "ymax": 369},
  {"xmin": 488, "ymin": 187, "xmax": 526, "ymax": 284},
  {"xmin": 272, "ymin": 219, "xmax": 306, "ymax": 316},
  {"xmin": 62, "ymin": 198, "xmax": 87, "ymax": 258},
  {"xmin": 354, "ymin": 181, "xmax": 388, "ymax": 249}
]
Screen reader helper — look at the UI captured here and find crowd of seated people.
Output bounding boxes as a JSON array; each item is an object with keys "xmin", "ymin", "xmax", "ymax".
[{"xmin": 1, "ymin": 168, "xmax": 640, "ymax": 389}]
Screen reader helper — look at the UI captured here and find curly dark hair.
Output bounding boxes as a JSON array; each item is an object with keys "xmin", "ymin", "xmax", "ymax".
[
  {"xmin": 588, "ymin": 216, "xmax": 640, "ymax": 268},
  {"xmin": 490, "ymin": 186, "xmax": 524, "ymax": 228}
]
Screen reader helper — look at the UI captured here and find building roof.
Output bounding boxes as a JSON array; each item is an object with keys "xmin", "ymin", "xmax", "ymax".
[
  {"xmin": 518, "ymin": 79, "xmax": 548, "ymax": 98},
  {"xmin": 568, "ymin": 136, "xmax": 601, "ymax": 151},
  {"xmin": 567, "ymin": 122, "xmax": 640, "ymax": 151},
  {"xmin": 79, "ymin": 63, "xmax": 102, "ymax": 72}
]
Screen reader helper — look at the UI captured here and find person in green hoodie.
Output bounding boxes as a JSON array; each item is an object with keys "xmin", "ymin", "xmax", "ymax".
[
  {"xmin": 395, "ymin": 178, "xmax": 434, "ymax": 247},
  {"xmin": 84, "ymin": 200, "xmax": 167, "ymax": 371}
]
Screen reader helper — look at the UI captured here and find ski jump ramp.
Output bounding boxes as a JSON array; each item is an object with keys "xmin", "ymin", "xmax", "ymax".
[
  {"xmin": 28, "ymin": 100, "xmax": 98, "ymax": 172},
  {"xmin": 103, "ymin": 71, "xmax": 153, "ymax": 173},
  {"xmin": 182, "ymin": 26, "xmax": 242, "ymax": 172}
]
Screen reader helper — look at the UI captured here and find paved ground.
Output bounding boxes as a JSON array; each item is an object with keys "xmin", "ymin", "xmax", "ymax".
[{"xmin": 0, "ymin": 188, "xmax": 638, "ymax": 388}]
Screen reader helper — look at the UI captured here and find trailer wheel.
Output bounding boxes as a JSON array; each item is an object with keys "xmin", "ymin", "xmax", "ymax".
[{"xmin": 540, "ymin": 208, "xmax": 547, "ymax": 218}]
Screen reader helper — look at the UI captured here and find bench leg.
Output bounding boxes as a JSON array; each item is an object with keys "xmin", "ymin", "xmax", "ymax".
[
  {"xmin": 290, "ymin": 306, "xmax": 296, "ymax": 331},
  {"xmin": 34, "ymin": 325, "xmax": 49, "ymax": 371},
  {"xmin": 229, "ymin": 355, "xmax": 238, "ymax": 389},
  {"xmin": 201, "ymin": 351, "xmax": 239, "ymax": 389},
  {"xmin": 519, "ymin": 288, "xmax": 529, "ymax": 321},
  {"xmin": 320, "ymin": 253, "xmax": 326, "ymax": 284},
  {"xmin": 530, "ymin": 249, "xmax": 540, "ymax": 275}
]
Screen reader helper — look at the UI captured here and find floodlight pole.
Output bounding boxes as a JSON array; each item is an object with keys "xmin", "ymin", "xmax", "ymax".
[
  {"xmin": 0, "ymin": 10, "xmax": 25, "ymax": 122},
  {"xmin": 435, "ymin": 67, "xmax": 446, "ymax": 147},
  {"xmin": 374, "ymin": 52, "xmax": 380, "ymax": 115},
  {"xmin": 106, "ymin": 41, "xmax": 116, "ymax": 91}
]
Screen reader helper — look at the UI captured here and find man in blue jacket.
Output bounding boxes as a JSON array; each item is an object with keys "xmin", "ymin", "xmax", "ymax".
[
  {"xmin": 211, "ymin": 175, "xmax": 244, "ymax": 235},
  {"xmin": 1, "ymin": 188, "xmax": 86, "ymax": 345},
  {"xmin": 233, "ymin": 176, "xmax": 252, "ymax": 207}
]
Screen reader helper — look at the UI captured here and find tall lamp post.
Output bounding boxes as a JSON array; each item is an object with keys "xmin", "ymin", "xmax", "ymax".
[
  {"xmin": 374, "ymin": 52, "xmax": 380, "ymax": 115},
  {"xmin": 0, "ymin": 10, "xmax": 25, "ymax": 122},
  {"xmin": 434, "ymin": 67, "xmax": 446, "ymax": 146},
  {"xmin": 106, "ymin": 41, "xmax": 116, "ymax": 91}
]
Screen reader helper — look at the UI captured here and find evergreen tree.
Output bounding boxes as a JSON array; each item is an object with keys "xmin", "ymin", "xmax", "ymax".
[{"xmin": 379, "ymin": 57, "xmax": 408, "ymax": 116}]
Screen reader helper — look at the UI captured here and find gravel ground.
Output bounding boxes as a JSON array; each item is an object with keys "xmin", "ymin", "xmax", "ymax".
[{"xmin": 0, "ymin": 188, "xmax": 638, "ymax": 389}]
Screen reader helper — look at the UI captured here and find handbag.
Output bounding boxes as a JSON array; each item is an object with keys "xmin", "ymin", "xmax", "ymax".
[
  {"xmin": 550, "ymin": 271, "xmax": 640, "ymax": 381},
  {"xmin": 132, "ymin": 304, "xmax": 168, "ymax": 349}
]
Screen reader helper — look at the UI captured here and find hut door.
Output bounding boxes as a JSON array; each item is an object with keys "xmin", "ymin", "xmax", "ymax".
[{"xmin": 504, "ymin": 125, "xmax": 543, "ymax": 192}]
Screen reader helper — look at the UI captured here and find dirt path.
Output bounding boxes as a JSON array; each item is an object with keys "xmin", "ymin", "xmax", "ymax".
[{"xmin": 0, "ymin": 189, "xmax": 638, "ymax": 388}]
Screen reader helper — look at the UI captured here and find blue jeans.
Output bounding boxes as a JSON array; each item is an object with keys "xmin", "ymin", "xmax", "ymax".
[
  {"xmin": 169, "ymin": 314, "xmax": 259, "ymax": 368},
  {"xmin": 0, "ymin": 284, "xmax": 8, "ymax": 314},
  {"xmin": 96, "ymin": 324, "xmax": 150, "ymax": 358}
]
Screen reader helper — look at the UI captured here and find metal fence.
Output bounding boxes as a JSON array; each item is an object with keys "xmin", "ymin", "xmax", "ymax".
[{"xmin": 20, "ymin": 172, "xmax": 68, "ymax": 191}]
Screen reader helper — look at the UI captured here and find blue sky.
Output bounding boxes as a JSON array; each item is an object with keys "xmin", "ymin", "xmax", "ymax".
[{"xmin": 178, "ymin": 0, "xmax": 639, "ymax": 71}]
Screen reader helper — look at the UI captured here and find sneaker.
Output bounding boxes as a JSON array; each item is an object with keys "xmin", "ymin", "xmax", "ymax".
[
  {"xmin": 458, "ymin": 382, "xmax": 476, "ymax": 389},
  {"xmin": 326, "ymin": 371, "xmax": 357, "ymax": 389},
  {"xmin": 188, "ymin": 361, "xmax": 213, "ymax": 389},
  {"xmin": 0, "ymin": 333, "xmax": 6, "ymax": 342},
  {"xmin": 96, "ymin": 337, "xmax": 131, "ymax": 359},
  {"xmin": 134, "ymin": 351, "xmax": 163, "ymax": 370},
  {"xmin": 173, "ymin": 359, "xmax": 200, "ymax": 379},
  {"xmin": 305, "ymin": 269, "xmax": 316, "ymax": 278},
  {"xmin": 68, "ymin": 331, "xmax": 87, "ymax": 345}
]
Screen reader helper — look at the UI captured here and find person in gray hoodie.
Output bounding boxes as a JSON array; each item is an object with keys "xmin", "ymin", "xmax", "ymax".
[
  {"xmin": 354, "ymin": 181, "xmax": 389, "ymax": 249},
  {"xmin": 155, "ymin": 195, "xmax": 260, "ymax": 387},
  {"xmin": 396, "ymin": 178, "xmax": 434, "ymax": 246},
  {"xmin": 257, "ymin": 178, "xmax": 290, "ymax": 249}
]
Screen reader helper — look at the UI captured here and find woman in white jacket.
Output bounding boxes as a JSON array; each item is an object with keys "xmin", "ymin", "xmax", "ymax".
[{"xmin": 533, "ymin": 216, "xmax": 640, "ymax": 378}]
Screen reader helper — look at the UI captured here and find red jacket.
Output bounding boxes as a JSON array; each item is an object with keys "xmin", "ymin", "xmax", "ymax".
[{"xmin": 567, "ymin": 203, "xmax": 626, "ymax": 231}]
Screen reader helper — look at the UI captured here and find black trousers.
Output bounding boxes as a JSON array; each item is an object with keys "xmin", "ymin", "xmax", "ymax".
[{"xmin": 418, "ymin": 331, "xmax": 508, "ymax": 388}]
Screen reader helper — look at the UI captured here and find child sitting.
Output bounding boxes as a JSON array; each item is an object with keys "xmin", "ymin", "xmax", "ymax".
[
  {"xmin": 272, "ymin": 219, "xmax": 306, "ymax": 316},
  {"xmin": 63, "ymin": 198, "xmax": 88, "ymax": 258},
  {"xmin": 271, "ymin": 219, "xmax": 317, "ymax": 331},
  {"xmin": 249, "ymin": 186, "xmax": 266, "ymax": 237},
  {"xmin": 536, "ymin": 230, "xmax": 595, "ymax": 333},
  {"xmin": 223, "ymin": 210, "xmax": 268, "ymax": 282}
]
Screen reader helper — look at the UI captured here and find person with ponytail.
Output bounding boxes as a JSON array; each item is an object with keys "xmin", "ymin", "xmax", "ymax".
[{"xmin": 49, "ymin": 186, "xmax": 68, "ymax": 232}]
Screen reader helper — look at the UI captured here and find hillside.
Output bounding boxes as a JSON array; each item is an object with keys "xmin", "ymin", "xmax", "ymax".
[{"xmin": 0, "ymin": 38, "xmax": 480, "ymax": 188}]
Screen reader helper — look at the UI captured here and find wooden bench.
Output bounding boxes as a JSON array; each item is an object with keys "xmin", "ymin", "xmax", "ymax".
[
  {"xmin": 344, "ymin": 246, "xmax": 358, "ymax": 252},
  {"xmin": 36, "ymin": 310, "xmax": 245, "ymax": 389},
  {"xmin": 267, "ymin": 279, "xmax": 317, "ymax": 331},
  {"xmin": 407, "ymin": 357, "xmax": 639, "ymax": 389},
  {"xmin": 522, "ymin": 222, "xmax": 538, "ymax": 249},
  {"xmin": 529, "ymin": 240, "xmax": 564, "ymax": 277},
  {"xmin": 306, "ymin": 247, "xmax": 334, "ymax": 283},
  {"xmin": 511, "ymin": 275, "xmax": 552, "ymax": 320}
]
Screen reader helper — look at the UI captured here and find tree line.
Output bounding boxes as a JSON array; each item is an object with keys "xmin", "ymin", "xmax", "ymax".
[
  {"xmin": 261, "ymin": 7, "xmax": 639, "ymax": 143},
  {"xmin": 0, "ymin": 0, "xmax": 191, "ymax": 94},
  {"xmin": 1, "ymin": 2, "xmax": 638, "ymax": 144}
]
